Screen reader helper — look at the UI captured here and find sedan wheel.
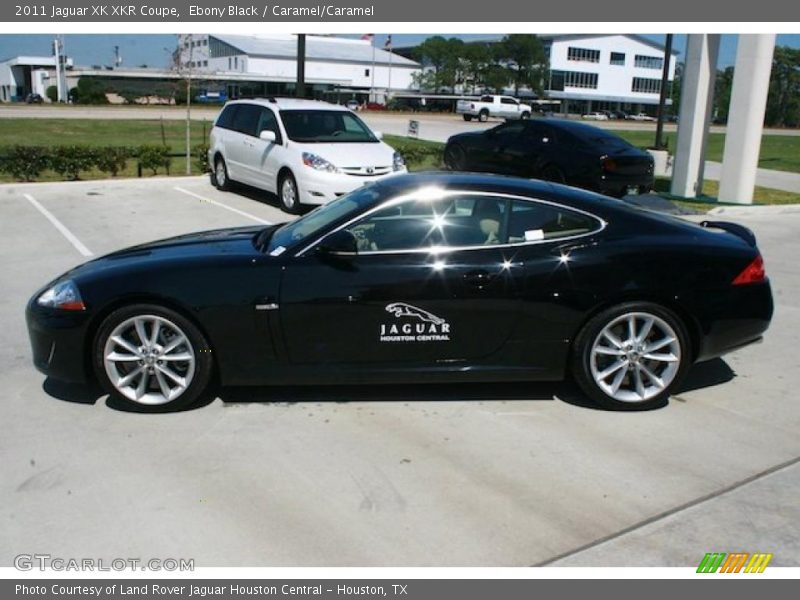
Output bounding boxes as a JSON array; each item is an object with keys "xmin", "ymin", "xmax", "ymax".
[
  {"xmin": 95, "ymin": 305, "xmax": 213, "ymax": 411},
  {"xmin": 279, "ymin": 173, "xmax": 301, "ymax": 214},
  {"xmin": 572, "ymin": 303, "xmax": 690, "ymax": 410},
  {"xmin": 444, "ymin": 144, "xmax": 467, "ymax": 171}
]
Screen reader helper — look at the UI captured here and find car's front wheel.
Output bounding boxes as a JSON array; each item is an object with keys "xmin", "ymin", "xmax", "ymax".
[
  {"xmin": 571, "ymin": 303, "xmax": 691, "ymax": 411},
  {"xmin": 521, "ymin": 111, "xmax": 531, "ymax": 120},
  {"xmin": 279, "ymin": 171, "xmax": 301, "ymax": 214},
  {"xmin": 94, "ymin": 304, "xmax": 214, "ymax": 412},
  {"xmin": 478, "ymin": 110, "xmax": 489, "ymax": 123}
]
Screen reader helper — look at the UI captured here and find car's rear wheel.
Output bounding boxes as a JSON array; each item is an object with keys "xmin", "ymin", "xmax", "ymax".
[
  {"xmin": 94, "ymin": 304, "xmax": 214, "ymax": 412},
  {"xmin": 279, "ymin": 171, "xmax": 301, "ymax": 214},
  {"xmin": 444, "ymin": 144, "xmax": 467, "ymax": 171},
  {"xmin": 213, "ymin": 156, "xmax": 231, "ymax": 191},
  {"xmin": 478, "ymin": 110, "xmax": 489, "ymax": 123},
  {"xmin": 571, "ymin": 302, "xmax": 691, "ymax": 411},
  {"xmin": 463, "ymin": 114, "xmax": 473, "ymax": 122}
]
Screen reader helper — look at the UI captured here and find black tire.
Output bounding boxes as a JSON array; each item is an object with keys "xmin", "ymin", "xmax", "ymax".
[
  {"xmin": 521, "ymin": 111, "xmax": 531, "ymax": 120},
  {"xmin": 478, "ymin": 109, "xmax": 489, "ymax": 123},
  {"xmin": 463, "ymin": 114, "xmax": 473, "ymax": 122},
  {"xmin": 93, "ymin": 304, "xmax": 214, "ymax": 412},
  {"xmin": 278, "ymin": 171, "xmax": 301, "ymax": 214},
  {"xmin": 541, "ymin": 164, "xmax": 566, "ymax": 184},
  {"xmin": 570, "ymin": 302, "xmax": 692, "ymax": 411},
  {"xmin": 444, "ymin": 144, "xmax": 467, "ymax": 171},
  {"xmin": 213, "ymin": 156, "xmax": 232, "ymax": 191}
]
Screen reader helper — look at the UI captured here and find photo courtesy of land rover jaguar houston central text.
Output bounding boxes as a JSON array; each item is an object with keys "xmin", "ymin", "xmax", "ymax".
[{"xmin": 26, "ymin": 173, "xmax": 773, "ymax": 412}]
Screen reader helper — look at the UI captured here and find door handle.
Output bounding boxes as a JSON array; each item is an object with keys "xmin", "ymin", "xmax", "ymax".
[{"xmin": 463, "ymin": 270, "xmax": 493, "ymax": 289}]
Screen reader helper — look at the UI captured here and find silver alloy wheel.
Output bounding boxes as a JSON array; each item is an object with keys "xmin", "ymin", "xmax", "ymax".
[
  {"xmin": 589, "ymin": 311, "xmax": 681, "ymax": 403},
  {"xmin": 103, "ymin": 315, "xmax": 196, "ymax": 405},
  {"xmin": 215, "ymin": 160, "xmax": 227, "ymax": 187},
  {"xmin": 281, "ymin": 176, "xmax": 297, "ymax": 210}
]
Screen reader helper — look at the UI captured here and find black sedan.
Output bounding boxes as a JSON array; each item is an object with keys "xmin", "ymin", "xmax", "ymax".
[
  {"xmin": 444, "ymin": 119, "xmax": 655, "ymax": 197},
  {"xmin": 26, "ymin": 173, "xmax": 772, "ymax": 412}
]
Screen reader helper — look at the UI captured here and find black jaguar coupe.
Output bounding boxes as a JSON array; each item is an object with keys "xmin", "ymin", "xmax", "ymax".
[{"xmin": 26, "ymin": 173, "xmax": 773, "ymax": 412}]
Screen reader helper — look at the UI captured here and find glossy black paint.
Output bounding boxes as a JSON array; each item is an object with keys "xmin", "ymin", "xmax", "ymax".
[
  {"xmin": 26, "ymin": 173, "xmax": 772, "ymax": 389},
  {"xmin": 444, "ymin": 120, "xmax": 655, "ymax": 197}
]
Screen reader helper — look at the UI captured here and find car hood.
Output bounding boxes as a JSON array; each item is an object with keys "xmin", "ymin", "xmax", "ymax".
[{"xmin": 297, "ymin": 142, "xmax": 396, "ymax": 168}]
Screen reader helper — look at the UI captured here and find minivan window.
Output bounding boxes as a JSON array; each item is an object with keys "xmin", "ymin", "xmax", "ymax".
[
  {"xmin": 256, "ymin": 108, "xmax": 281, "ymax": 143},
  {"xmin": 215, "ymin": 104, "xmax": 238, "ymax": 130},
  {"xmin": 279, "ymin": 110, "xmax": 378, "ymax": 143},
  {"xmin": 230, "ymin": 104, "xmax": 262, "ymax": 137}
]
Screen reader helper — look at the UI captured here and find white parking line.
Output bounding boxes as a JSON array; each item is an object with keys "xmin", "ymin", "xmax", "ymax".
[
  {"xmin": 173, "ymin": 186, "xmax": 272, "ymax": 225},
  {"xmin": 23, "ymin": 193, "xmax": 93, "ymax": 257}
]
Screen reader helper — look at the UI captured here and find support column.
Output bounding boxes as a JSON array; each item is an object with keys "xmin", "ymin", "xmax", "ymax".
[
  {"xmin": 718, "ymin": 34, "xmax": 776, "ymax": 204},
  {"xmin": 671, "ymin": 34, "xmax": 720, "ymax": 198}
]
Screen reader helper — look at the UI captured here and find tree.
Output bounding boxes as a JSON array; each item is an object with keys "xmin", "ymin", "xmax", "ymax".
[
  {"xmin": 413, "ymin": 36, "xmax": 463, "ymax": 91},
  {"xmin": 713, "ymin": 66, "xmax": 735, "ymax": 122},
  {"xmin": 496, "ymin": 34, "xmax": 548, "ymax": 95},
  {"xmin": 766, "ymin": 46, "xmax": 800, "ymax": 128},
  {"xmin": 71, "ymin": 77, "xmax": 108, "ymax": 104}
]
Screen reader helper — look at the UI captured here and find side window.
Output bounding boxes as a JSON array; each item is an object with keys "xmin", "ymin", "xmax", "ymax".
[
  {"xmin": 501, "ymin": 97, "xmax": 518, "ymax": 105},
  {"xmin": 342, "ymin": 195, "xmax": 509, "ymax": 253},
  {"xmin": 491, "ymin": 121, "xmax": 526, "ymax": 140},
  {"xmin": 231, "ymin": 104, "xmax": 261, "ymax": 137},
  {"xmin": 215, "ymin": 105, "xmax": 238, "ymax": 130},
  {"xmin": 256, "ymin": 108, "xmax": 282, "ymax": 143},
  {"xmin": 508, "ymin": 199, "xmax": 599, "ymax": 243}
]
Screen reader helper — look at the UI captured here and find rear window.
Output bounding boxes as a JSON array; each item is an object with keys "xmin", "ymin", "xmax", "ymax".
[{"xmin": 508, "ymin": 200, "xmax": 601, "ymax": 242}]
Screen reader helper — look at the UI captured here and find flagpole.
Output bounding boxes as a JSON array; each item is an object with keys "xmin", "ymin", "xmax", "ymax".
[{"xmin": 370, "ymin": 41, "xmax": 376, "ymax": 103}]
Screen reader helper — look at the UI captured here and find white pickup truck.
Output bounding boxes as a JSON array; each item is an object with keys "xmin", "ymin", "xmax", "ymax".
[{"xmin": 456, "ymin": 95, "xmax": 532, "ymax": 122}]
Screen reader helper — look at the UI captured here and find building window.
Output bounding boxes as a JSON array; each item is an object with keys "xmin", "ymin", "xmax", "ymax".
[
  {"xmin": 610, "ymin": 52, "xmax": 625, "ymax": 66},
  {"xmin": 228, "ymin": 57, "xmax": 232, "ymax": 70},
  {"xmin": 365, "ymin": 68, "xmax": 370, "ymax": 77},
  {"xmin": 550, "ymin": 70, "xmax": 598, "ymax": 90},
  {"xmin": 631, "ymin": 77, "xmax": 662, "ymax": 94},
  {"xmin": 567, "ymin": 47, "xmax": 600, "ymax": 63},
  {"xmin": 634, "ymin": 55, "xmax": 663, "ymax": 70}
]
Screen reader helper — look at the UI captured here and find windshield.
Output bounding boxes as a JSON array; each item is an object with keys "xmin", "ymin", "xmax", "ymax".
[
  {"xmin": 279, "ymin": 110, "xmax": 378, "ymax": 143},
  {"xmin": 267, "ymin": 185, "xmax": 383, "ymax": 254}
]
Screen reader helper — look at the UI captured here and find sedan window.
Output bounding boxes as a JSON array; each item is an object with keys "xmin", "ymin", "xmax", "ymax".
[{"xmin": 508, "ymin": 199, "xmax": 600, "ymax": 242}]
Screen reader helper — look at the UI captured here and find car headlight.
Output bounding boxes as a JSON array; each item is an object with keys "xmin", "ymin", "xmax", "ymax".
[
  {"xmin": 36, "ymin": 280, "xmax": 85, "ymax": 311},
  {"xmin": 302, "ymin": 152, "xmax": 339, "ymax": 173},
  {"xmin": 393, "ymin": 152, "xmax": 406, "ymax": 172}
]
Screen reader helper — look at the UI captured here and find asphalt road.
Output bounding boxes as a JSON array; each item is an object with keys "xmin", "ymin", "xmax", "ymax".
[{"xmin": 0, "ymin": 176, "xmax": 798, "ymax": 567}]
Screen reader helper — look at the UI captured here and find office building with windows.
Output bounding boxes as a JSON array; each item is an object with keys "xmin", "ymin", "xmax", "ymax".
[{"xmin": 544, "ymin": 34, "xmax": 678, "ymax": 114}]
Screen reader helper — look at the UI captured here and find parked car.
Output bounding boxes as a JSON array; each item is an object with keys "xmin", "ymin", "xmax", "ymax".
[
  {"xmin": 25, "ymin": 93, "xmax": 44, "ymax": 104},
  {"xmin": 443, "ymin": 119, "xmax": 655, "ymax": 197},
  {"xmin": 609, "ymin": 110, "xmax": 629, "ymax": 120},
  {"xmin": 456, "ymin": 95, "xmax": 532, "ymax": 122},
  {"xmin": 208, "ymin": 98, "xmax": 406, "ymax": 213},
  {"xmin": 344, "ymin": 99, "xmax": 360, "ymax": 111},
  {"xmin": 26, "ymin": 172, "xmax": 773, "ymax": 412},
  {"xmin": 582, "ymin": 112, "xmax": 609, "ymax": 121},
  {"xmin": 626, "ymin": 112, "xmax": 657, "ymax": 122}
]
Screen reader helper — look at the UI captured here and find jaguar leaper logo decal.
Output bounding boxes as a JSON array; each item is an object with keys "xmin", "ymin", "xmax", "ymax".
[{"xmin": 380, "ymin": 303, "xmax": 451, "ymax": 342}]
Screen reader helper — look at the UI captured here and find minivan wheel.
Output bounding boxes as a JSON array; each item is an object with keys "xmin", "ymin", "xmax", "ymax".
[
  {"xmin": 94, "ymin": 304, "xmax": 214, "ymax": 412},
  {"xmin": 214, "ymin": 157, "xmax": 231, "ymax": 191},
  {"xmin": 279, "ymin": 172, "xmax": 301, "ymax": 214},
  {"xmin": 571, "ymin": 302, "xmax": 691, "ymax": 411}
]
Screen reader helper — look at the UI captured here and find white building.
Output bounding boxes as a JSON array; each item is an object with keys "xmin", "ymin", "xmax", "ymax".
[
  {"xmin": 177, "ymin": 34, "xmax": 420, "ymax": 101},
  {"xmin": 0, "ymin": 55, "xmax": 73, "ymax": 102},
  {"xmin": 543, "ymin": 34, "xmax": 678, "ymax": 114}
]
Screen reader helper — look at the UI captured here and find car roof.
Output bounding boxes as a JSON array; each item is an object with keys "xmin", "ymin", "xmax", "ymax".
[
  {"xmin": 536, "ymin": 119, "xmax": 618, "ymax": 136},
  {"xmin": 224, "ymin": 97, "xmax": 348, "ymax": 111}
]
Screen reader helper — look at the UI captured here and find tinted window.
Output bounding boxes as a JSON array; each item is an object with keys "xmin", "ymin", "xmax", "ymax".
[
  {"xmin": 215, "ymin": 104, "xmax": 238, "ymax": 130},
  {"xmin": 230, "ymin": 104, "xmax": 261, "ymax": 137},
  {"xmin": 344, "ymin": 195, "xmax": 509, "ymax": 252},
  {"xmin": 256, "ymin": 107, "xmax": 281, "ymax": 142},
  {"xmin": 508, "ymin": 200, "xmax": 599, "ymax": 242},
  {"xmin": 489, "ymin": 121, "xmax": 526, "ymax": 140},
  {"xmin": 500, "ymin": 97, "xmax": 518, "ymax": 105},
  {"xmin": 279, "ymin": 110, "xmax": 377, "ymax": 143},
  {"xmin": 571, "ymin": 129, "xmax": 634, "ymax": 151}
]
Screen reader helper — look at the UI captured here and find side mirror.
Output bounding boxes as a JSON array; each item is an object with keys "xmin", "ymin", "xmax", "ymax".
[
  {"xmin": 316, "ymin": 230, "xmax": 358, "ymax": 255},
  {"xmin": 259, "ymin": 130, "xmax": 276, "ymax": 143},
  {"xmin": 373, "ymin": 130, "xmax": 383, "ymax": 140}
]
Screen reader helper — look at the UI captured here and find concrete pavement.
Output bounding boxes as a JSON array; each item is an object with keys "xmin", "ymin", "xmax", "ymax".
[{"xmin": 0, "ymin": 176, "xmax": 798, "ymax": 566}]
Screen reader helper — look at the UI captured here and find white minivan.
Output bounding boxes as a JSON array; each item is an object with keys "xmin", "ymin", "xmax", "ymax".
[{"xmin": 208, "ymin": 98, "xmax": 407, "ymax": 213}]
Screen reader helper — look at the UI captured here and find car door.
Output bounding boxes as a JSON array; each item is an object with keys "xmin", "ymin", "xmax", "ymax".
[
  {"xmin": 501, "ymin": 121, "xmax": 555, "ymax": 177},
  {"xmin": 500, "ymin": 96, "xmax": 520, "ymax": 119},
  {"xmin": 226, "ymin": 103, "xmax": 261, "ymax": 186},
  {"xmin": 475, "ymin": 121, "xmax": 528, "ymax": 175},
  {"xmin": 241, "ymin": 106, "xmax": 282, "ymax": 190},
  {"xmin": 277, "ymin": 192, "xmax": 526, "ymax": 366}
]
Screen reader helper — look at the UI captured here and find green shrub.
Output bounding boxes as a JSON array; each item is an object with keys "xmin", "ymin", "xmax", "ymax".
[
  {"xmin": 194, "ymin": 143, "xmax": 210, "ymax": 172},
  {"xmin": 136, "ymin": 145, "xmax": 171, "ymax": 175},
  {"xmin": 0, "ymin": 146, "xmax": 50, "ymax": 181},
  {"xmin": 389, "ymin": 138, "xmax": 444, "ymax": 170},
  {"xmin": 45, "ymin": 85, "xmax": 58, "ymax": 103},
  {"xmin": 49, "ymin": 146, "xmax": 98, "ymax": 180},
  {"xmin": 94, "ymin": 146, "xmax": 131, "ymax": 177}
]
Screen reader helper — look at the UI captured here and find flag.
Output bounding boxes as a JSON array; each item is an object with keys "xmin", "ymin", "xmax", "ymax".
[
  {"xmin": 361, "ymin": 34, "xmax": 374, "ymax": 42},
  {"xmin": 384, "ymin": 35, "xmax": 392, "ymax": 50}
]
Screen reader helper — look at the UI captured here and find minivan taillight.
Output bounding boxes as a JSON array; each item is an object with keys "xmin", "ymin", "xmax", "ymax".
[{"xmin": 732, "ymin": 255, "xmax": 766, "ymax": 285}]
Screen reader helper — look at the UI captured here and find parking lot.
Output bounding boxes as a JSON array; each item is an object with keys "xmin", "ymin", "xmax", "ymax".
[{"xmin": 1, "ymin": 176, "xmax": 799, "ymax": 567}]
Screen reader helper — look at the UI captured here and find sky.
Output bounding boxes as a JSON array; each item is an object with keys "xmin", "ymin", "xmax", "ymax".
[{"xmin": 1, "ymin": 33, "xmax": 800, "ymax": 69}]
